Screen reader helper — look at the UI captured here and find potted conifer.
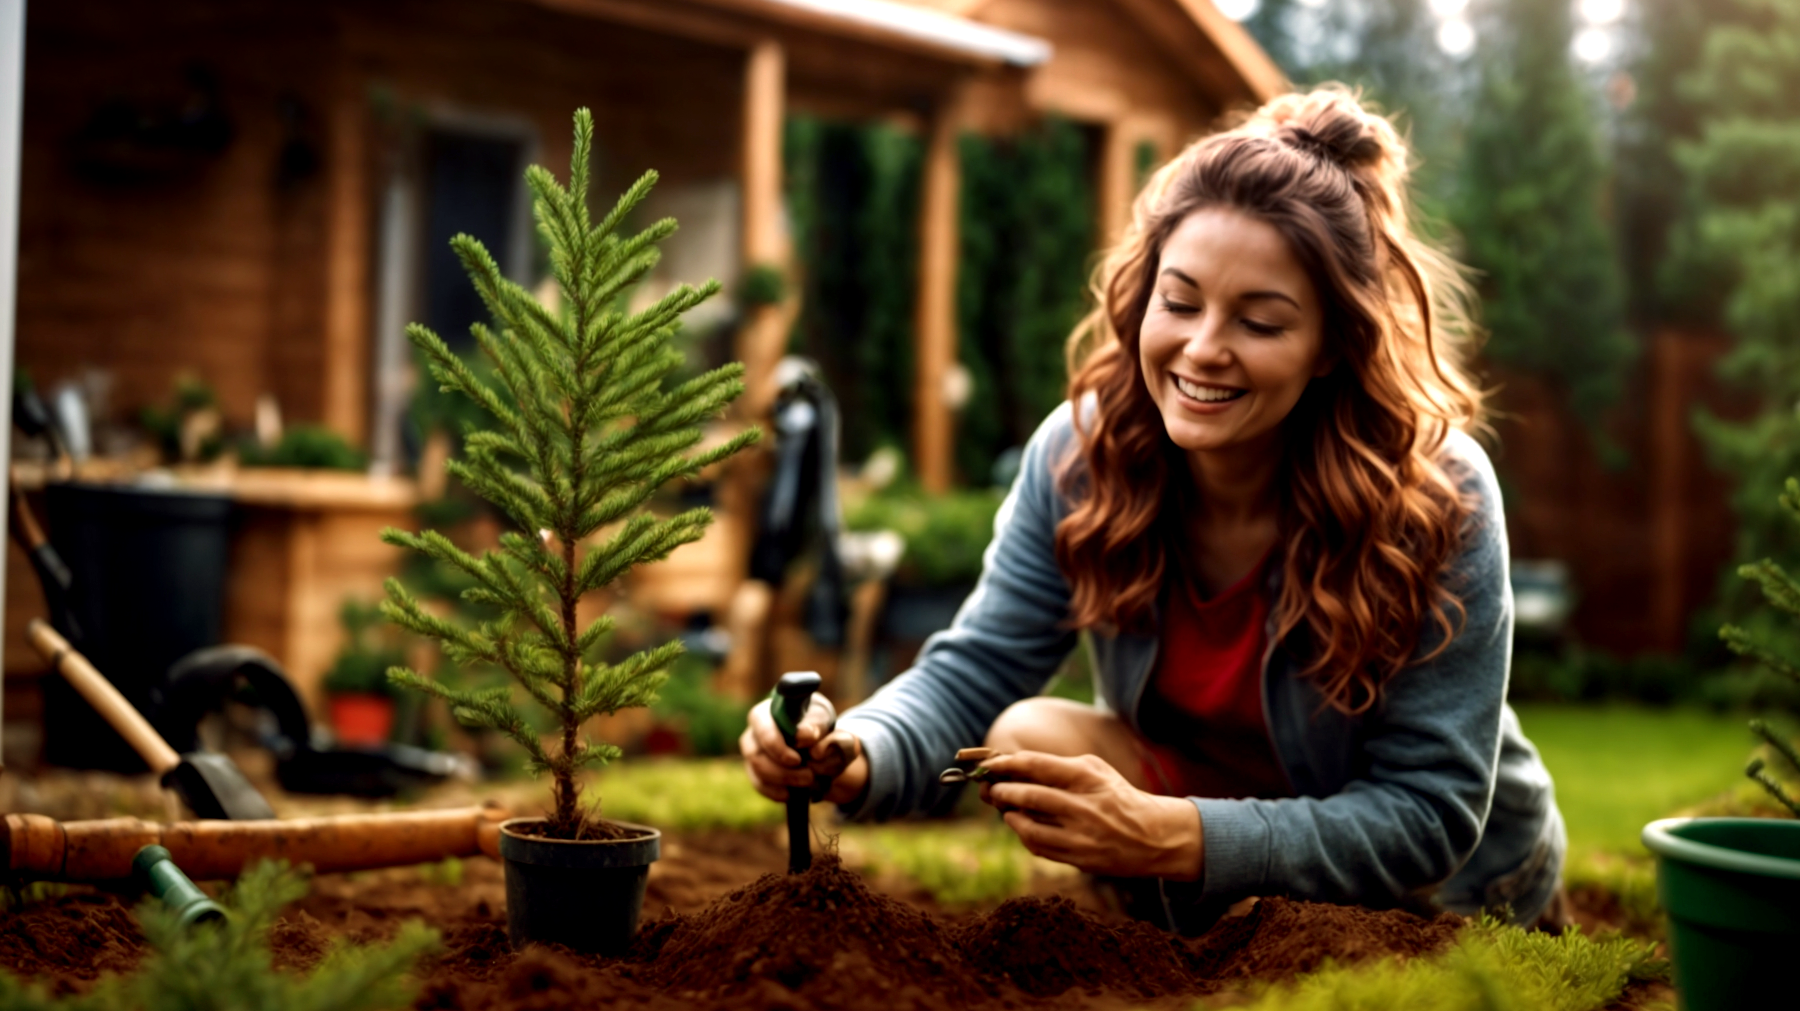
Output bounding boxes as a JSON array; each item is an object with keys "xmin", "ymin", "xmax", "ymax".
[
  {"xmin": 380, "ymin": 109, "xmax": 758, "ymax": 954},
  {"xmin": 1643, "ymin": 479, "xmax": 1800, "ymax": 1009}
]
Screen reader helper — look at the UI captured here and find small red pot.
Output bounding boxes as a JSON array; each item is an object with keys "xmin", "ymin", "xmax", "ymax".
[{"xmin": 328, "ymin": 692, "xmax": 394, "ymax": 746}]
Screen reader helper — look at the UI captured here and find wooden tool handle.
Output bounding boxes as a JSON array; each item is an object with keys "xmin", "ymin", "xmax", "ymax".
[
  {"xmin": 27, "ymin": 619, "xmax": 181, "ymax": 774},
  {"xmin": 3, "ymin": 805, "xmax": 509, "ymax": 881}
]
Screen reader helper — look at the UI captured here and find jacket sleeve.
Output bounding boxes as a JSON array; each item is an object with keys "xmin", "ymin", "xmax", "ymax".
[
  {"xmin": 836, "ymin": 403, "xmax": 1081, "ymax": 821},
  {"xmin": 1178, "ymin": 432, "xmax": 1515, "ymax": 914}
]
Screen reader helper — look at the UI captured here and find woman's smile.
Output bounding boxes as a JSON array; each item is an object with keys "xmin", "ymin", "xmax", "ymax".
[
  {"xmin": 1138, "ymin": 206, "xmax": 1328, "ymax": 461},
  {"xmin": 1171, "ymin": 375, "xmax": 1248, "ymax": 409}
]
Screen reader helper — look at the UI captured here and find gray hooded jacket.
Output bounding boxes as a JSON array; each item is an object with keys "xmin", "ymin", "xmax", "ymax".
[{"xmin": 837, "ymin": 401, "xmax": 1564, "ymax": 926}]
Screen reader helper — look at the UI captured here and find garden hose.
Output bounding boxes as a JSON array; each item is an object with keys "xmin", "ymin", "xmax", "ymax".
[{"xmin": 132, "ymin": 844, "xmax": 226, "ymax": 929}]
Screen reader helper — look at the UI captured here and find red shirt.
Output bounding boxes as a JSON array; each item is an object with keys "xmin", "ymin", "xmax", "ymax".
[{"xmin": 1138, "ymin": 550, "xmax": 1292, "ymax": 800}]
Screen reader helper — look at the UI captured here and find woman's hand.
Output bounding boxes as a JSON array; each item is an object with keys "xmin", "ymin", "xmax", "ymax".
[
  {"xmin": 980, "ymin": 752, "xmax": 1203, "ymax": 881},
  {"xmin": 740, "ymin": 697, "xmax": 869, "ymax": 806}
]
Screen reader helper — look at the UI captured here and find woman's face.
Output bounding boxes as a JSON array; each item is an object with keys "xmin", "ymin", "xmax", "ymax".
[{"xmin": 1138, "ymin": 207, "xmax": 1330, "ymax": 459}]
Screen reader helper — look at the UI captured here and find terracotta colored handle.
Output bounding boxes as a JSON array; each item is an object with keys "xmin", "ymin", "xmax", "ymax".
[
  {"xmin": 28, "ymin": 619, "xmax": 181, "ymax": 774},
  {"xmin": 3, "ymin": 806, "xmax": 510, "ymax": 881}
]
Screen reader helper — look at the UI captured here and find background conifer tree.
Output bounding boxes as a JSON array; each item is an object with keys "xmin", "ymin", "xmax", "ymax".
[
  {"xmin": 1671, "ymin": 0, "xmax": 1800, "ymax": 644},
  {"xmin": 1451, "ymin": 0, "xmax": 1633, "ymax": 426},
  {"xmin": 380, "ymin": 109, "xmax": 759, "ymax": 839}
]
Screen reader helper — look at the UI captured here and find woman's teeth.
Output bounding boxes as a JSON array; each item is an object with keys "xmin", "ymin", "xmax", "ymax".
[{"xmin": 1174, "ymin": 376, "xmax": 1245, "ymax": 403}]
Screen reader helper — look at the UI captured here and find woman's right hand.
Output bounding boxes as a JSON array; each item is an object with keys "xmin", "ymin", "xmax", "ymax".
[{"xmin": 740, "ymin": 697, "xmax": 869, "ymax": 806}]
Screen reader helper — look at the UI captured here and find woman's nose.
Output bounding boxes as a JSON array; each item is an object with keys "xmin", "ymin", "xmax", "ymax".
[{"xmin": 1180, "ymin": 318, "xmax": 1232, "ymax": 368}]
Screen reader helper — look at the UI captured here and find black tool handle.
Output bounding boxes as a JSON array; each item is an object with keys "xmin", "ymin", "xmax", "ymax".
[{"xmin": 773, "ymin": 671, "xmax": 822, "ymax": 872}]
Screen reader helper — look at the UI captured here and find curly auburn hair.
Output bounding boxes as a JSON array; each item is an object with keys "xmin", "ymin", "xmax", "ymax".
[{"xmin": 1056, "ymin": 87, "xmax": 1487, "ymax": 715}]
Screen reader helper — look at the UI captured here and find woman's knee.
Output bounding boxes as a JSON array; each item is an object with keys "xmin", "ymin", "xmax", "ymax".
[{"xmin": 985, "ymin": 697, "xmax": 1106, "ymax": 756}]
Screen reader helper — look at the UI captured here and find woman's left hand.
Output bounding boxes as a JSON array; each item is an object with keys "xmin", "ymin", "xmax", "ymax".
[{"xmin": 979, "ymin": 752, "xmax": 1204, "ymax": 881}]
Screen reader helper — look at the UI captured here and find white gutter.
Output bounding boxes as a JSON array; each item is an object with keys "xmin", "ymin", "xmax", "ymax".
[
  {"xmin": 0, "ymin": 0, "xmax": 23, "ymax": 767},
  {"xmin": 758, "ymin": 0, "xmax": 1050, "ymax": 66}
]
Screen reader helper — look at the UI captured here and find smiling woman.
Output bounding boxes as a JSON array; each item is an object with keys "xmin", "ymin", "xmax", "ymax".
[{"xmin": 741, "ymin": 88, "xmax": 1565, "ymax": 937}]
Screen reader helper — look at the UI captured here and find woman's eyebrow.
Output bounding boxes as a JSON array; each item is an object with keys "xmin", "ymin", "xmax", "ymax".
[
  {"xmin": 1240, "ymin": 290, "xmax": 1303, "ymax": 311},
  {"xmin": 1160, "ymin": 268, "xmax": 1302, "ymax": 312}
]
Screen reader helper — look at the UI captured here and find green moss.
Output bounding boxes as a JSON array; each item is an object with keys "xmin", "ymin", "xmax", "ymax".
[{"xmin": 1233, "ymin": 917, "xmax": 1666, "ymax": 1011}]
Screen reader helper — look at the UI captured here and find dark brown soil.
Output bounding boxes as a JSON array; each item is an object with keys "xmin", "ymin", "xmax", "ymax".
[{"xmin": 0, "ymin": 828, "xmax": 1481, "ymax": 1010}]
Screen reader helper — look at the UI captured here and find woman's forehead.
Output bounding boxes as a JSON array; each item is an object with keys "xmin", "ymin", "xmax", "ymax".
[{"xmin": 1160, "ymin": 208, "xmax": 1315, "ymax": 306}]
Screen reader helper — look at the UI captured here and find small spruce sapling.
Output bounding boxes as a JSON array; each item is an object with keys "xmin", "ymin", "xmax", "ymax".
[
  {"xmin": 1720, "ymin": 476, "xmax": 1800, "ymax": 816},
  {"xmin": 380, "ymin": 109, "xmax": 759, "ymax": 839}
]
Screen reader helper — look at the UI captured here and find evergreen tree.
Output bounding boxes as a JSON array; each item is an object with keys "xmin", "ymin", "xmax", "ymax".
[
  {"xmin": 1720, "ymin": 478, "xmax": 1800, "ymax": 816},
  {"xmin": 1672, "ymin": 0, "xmax": 1800, "ymax": 607},
  {"xmin": 1452, "ymin": 0, "xmax": 1634, "ymax": 424},
  {"xmin": 380, "ymin": 110, "xmax": 759, "ymax": 839}
]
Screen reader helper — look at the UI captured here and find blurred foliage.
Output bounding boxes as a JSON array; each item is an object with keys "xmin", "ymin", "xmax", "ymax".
[
  {"xmin": 736, "ymin": 263, "xmax": 786, "ymax": 309},
  {"xmin": 1676, "ymin": 0, "xmax": 1800, "ymax": 643},
  {"xmin": 784, "ymin": 115, "xmax": 1091, "ymax": 483},
  {"xmin": 592, "ymin": 757, "xmax": 782, "ymax": 831},
  {"xmin": 239, "ymin": 424, "xmax": 366, "ymax": 471},
  {"xmin": 1620, "ymin": 0, "xmax": 1734, "ymax": 326},
  {"xmin": 650, "ymin": 652, "xmax": 750, "ymax": 757},
  {"xmin": 844, "ymin": 485, "xmax": 1002, "ymax": 587},
  {"xmin": 957, "ymin": 119, "xmax": 1094, "ymax": 484},
  {"xmin": 322, "ymin": 599, "xmax": 407, "ymax": 697},
  {"xmin": 839, "ymin": 820, "xmax": 1033, "ymax": 907},
  {"xmin": 1508, "ymin": 645, "xmax": 1701, "ymax": 705},
  {"xmin": 785, "ymin": 117, "xmax": 921, "ymax": 463},
  {"xmin": 0, "ymin": 861, "xmax": 438, "ymax": 1011},
  {"xmin": 1451, "ymin": 0, "xmax": 1634, "ymax": 426},
  {"xmin": 1240, "ymin": 0, "xmax": 1464, "ymax": 205},
  {"xmin": 140, "ymin": 374, "xmax": 225, "ymax": 463},
  {"xmin": 1718, "ymin": 478, "xmax": 1800, "ymax": 814}
]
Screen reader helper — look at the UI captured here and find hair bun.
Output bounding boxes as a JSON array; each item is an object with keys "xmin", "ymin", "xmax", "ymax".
[{"xmin": 1263, "ymin": 90, "xmax": 1396, "ymax": 174}]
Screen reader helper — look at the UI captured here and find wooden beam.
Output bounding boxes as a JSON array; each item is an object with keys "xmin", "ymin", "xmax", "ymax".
[
  {"xmin": 736, "ymin": 38, "xmax": 788, "ymax": 421},
  {"xmin": 321, "ymin": 70, "xmax": 370, "ymax": 442},
  {"xmin": 914, "ymin": 94, "xmax": 962, "ymax": 494},
  {"xmin": 1166, "ymin": 0, "xmax": 1287, "ymax": 103},
  {"xmin": 1098, "ymin": 118, "xmax": 1138, "ymax": 248}
]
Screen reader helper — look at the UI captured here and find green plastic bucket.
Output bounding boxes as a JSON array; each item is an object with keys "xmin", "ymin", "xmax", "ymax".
[{"xmin": 1641, "ymin": 817, "xmax": 1800, "ymax": 1009}]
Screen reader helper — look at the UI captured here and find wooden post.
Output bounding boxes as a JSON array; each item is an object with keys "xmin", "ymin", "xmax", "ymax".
[
  {"xmin": 914, "ymin": 96, "xmax": 963, "ymax": 494},
  {"xmin": 1097, "ymin": 119, "xmax": 1136, "ymax": 248},
  {"xmin": 737, "ymin": 38, "xmax": 787, "ymax": 421},
  {"xmin": 0, "ymin": 0, "xmax": 24, "ymax": 748},
  {"xmin": 322, "ymin": 70, "xmax": 371, "ymax": 444}
]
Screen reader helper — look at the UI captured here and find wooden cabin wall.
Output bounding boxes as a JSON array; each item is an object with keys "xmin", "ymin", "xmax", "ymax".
[
  {"xmin": 17, "ymin": 0, "xmax": 746, "ymax": 446},
  {"xmin": 340, "ymin": 0, "xmax": 745, "ymax": 206},
  {"xmin": 18, "ymin": 0, "xmax": 340, "ymax": 434},
  {"xmin": 1489, "ymin": 330, "xmax": 1745, "ymax": 656}
]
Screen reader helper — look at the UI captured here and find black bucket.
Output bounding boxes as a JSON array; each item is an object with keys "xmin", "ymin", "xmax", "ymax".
[
  {"xmin": 498, "ymin": 817, "xmax": 660, "ymax": 954},
  {"xmin": 41, "ymin": 482, "xmax": 231, "ymax": 771}
]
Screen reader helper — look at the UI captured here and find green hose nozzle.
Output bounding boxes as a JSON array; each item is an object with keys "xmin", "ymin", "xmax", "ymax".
[{"xmin": 132, "ymin": 845, "xmax": 227, "ymax": 929}]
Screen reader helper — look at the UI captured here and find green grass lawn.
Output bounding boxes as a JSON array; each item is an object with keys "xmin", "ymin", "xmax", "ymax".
[{"xmin": 1514, "ymin": 704, "xmax": 1755, "ymax": 853}]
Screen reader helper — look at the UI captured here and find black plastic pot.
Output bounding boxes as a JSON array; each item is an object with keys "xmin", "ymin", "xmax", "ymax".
[
  {"xmin": 42, "ymin": 482, "xmax": 232, "ymax": 771},
  {"xmin": 498, "ymin": 817, "xmax": 660, "ymax": 954}
]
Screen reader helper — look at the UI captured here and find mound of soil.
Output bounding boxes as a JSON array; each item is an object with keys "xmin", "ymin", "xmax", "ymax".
[
  {"xmin": 0, "ymin": 892, "xmax": 144, "ymax": 991},
  {"xmin": 0, "ymin": 832, "xmax": 1473, "ymax": 1011},
  {"xmin": 953, "ymin": 895, "xmax": 1196, "ymax": 998}
]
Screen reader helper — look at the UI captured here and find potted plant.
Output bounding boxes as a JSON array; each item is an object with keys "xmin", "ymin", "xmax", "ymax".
[
  {"xmin": 1642, "ymin": 478, "xmax": 1800, "ymax": 1010},
  {"xmin": 379, "ymin": 109, "xmax": 757, "ymax": 954},
  {"xmin": 321, "ymin": 600, "xmax": 406, "ymax": 747}
]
